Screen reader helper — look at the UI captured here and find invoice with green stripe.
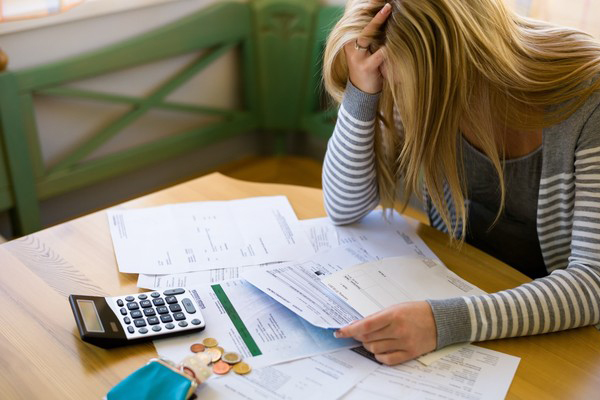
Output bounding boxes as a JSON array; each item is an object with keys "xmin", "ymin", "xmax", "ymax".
[{"xmin": 154, "ymin": 279, "xmax": 358, "ymax": 368}]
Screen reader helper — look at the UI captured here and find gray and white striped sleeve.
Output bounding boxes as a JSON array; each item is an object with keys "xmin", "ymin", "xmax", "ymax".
[
  {"xmin": 322, "ymin": 81, "xmax": 380, "ymax": 225},
  {"xmin": 428, "ymin": 102, "xmax": 600, "ymax": 349}
]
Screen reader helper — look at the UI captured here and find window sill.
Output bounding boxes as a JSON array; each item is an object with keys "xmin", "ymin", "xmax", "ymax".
[{"xmin": 0, "ymin": 0, "xmax": 188, "ymax": 35}]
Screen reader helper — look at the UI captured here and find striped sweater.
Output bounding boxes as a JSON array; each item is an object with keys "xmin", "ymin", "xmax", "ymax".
[{"xmin": 323, "ymin": 82, "xmax": 600, "ymax": 349}]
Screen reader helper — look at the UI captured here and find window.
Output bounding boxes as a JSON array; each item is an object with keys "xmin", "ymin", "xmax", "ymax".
[{"xmin": 0, "ymin": 0, "xmax": 84, "ymax": 22}]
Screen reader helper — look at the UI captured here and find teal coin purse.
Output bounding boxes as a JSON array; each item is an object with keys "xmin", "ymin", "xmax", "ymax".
[{"xmin": 107, "ymin": 359, "xmax": 198, "ymax": 400}]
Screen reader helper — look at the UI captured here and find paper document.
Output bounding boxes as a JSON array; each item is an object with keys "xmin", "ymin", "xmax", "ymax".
[
  {"xmin": 108, "ymin": 196, "xmax": 314, "ymax": 274},
  {"xmin": 244, "ymin": 211, "xmax": 446, "ymax": 330},
  {"xmin": 342, "ymin": 344, "xmax": 520, "ymax": 400},
  {"xmin": 322, "ymin": 256, "xmax": 486, "ymax": 318},
  {"xmin": 199, "ymin": 349, "xmax": 379, "ymax": 400},
  {"xmin": 154, "ymin": 279, "xmax": 358, "ymax": 369}
]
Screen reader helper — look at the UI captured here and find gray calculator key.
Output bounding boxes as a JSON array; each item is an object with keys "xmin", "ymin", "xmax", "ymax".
[
  {"xmin": 127, "ymin": 326, "xmax": 134, "ymax": 334},
  {"xmin": 182, "ymin": 298, "xmax": 196, "ymax": 314},
  {"xmin": 120, "ymin": 307, "xmax": 127, "ymax": 315},
  {"xmin": 173, "ymin": 312, "xmax": 186, "ymax": 321},
  {"xmin": 138, "ymin": 294, "xmax": 147, "ymax": 300},
  {"xmin": 152, "ymin": 326, "xmax": 162, "ymax": 332},
  {"xmin": 165, "ymin": 296, "xmax": 178, "ymax": 304},
  {"xmin": 127, "ymin": 302, "xmax": 139, "ymax": 310},
  {"xmin": 165, "ymin": 323, "xmax": 175, "ymax": 330},
  {"xmin": 140, "ymin": 300, "xmax": 152, "ymax": 308},
  {"xmin": 147, "ymin": 317, "xmax": 159, "ymax": 325},
  {"xmin": 169, "ymin": 304, "xmax": 182, "ymax": 313},
  {"xmin": 151, "ymin": 292, "xmax": 160, "ymax": 298},
  {"xmin": 191, "ymin": 319, "xmax": 201, "ymax": 325},
  {"xmin": 134, "ymin": 319, "xmax": 146, "ymax": 327},
  {"xmin": 160, "ymin": 314, "xmax": 173, "ymax": 323},
  {"xmin": 125, "ymin": 296, "xmax": 135, "ymax": 302},
  {"xmin": 163, "ymin": 288, "xmax": 185, "ymax": 296},
  {"xmin": 124, "ymin": 317, "xmax": 131, "ymax": 325},
  {"xmin": 117, "ymin": 299, "xmax": 124, "ymax": 307},
  {"xmin": 152, "ymin": 298, "xmax": 165, "ymax": 306},
  {"xmin": 131, "ymin": 310, "xmax": 143, "ymax": 319},
  {"xmin": 139, "ymin": 328, "xmax": 148, "ymax": 334},
  {"xmin": 156, "ymin": 306, "xmax": 169, "ymax": 314},
  {"xmin": 143, "ymin": 308, "xmax": 156, "ymax": 317},
  {"xmin": 178, "ymin": 321, "xmax": 188, "ymax": 327}
]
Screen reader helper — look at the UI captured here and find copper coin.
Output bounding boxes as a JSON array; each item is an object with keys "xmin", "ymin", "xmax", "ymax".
[
  {"xmin": 232, "ymin": 362, "xmax": 251, "ymax": 375},
  {"xmin": 222, "ymin": 352, "xmax": 242, "ymax": 364},
  {"xmin": 212, "ymin": 360, "xmax": 231, "ymax": 375},
  {"xmin": 182, "ymin": 366, "xmax": 196, "ymax": 379},
  {"xmin": 202, "ymin": 337, "xmax": 218, "ymax": 348},
  {"xmin": 190, "ymin": 343, "xmax": 205, "ymax": 353}
]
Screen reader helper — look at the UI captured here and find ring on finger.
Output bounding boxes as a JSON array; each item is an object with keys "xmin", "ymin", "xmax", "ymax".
[{"xmin": 354, "ymin": 39, "xmax": 370, "ymax": 52}]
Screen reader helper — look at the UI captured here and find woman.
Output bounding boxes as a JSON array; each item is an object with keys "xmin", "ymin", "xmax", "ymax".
[{"xmin": 324, "ymin": 0, "xmax": 600, "ymax": 365}]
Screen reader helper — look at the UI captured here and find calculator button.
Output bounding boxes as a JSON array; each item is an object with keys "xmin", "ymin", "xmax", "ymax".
[
  {"xmin": 151, "ymin": 292, "xmax": 160, "ymax": 298},
  {"xmin": 138, "ymin": 294, "xmax": 147, "ymax": 300},
  {"xmin": 152, "ymin": 298, "xmax": 165, "ymax": 306},
  {"xmin": 125, "ymin": 296, "xmax": 135, "ymax": 302},
  {"xmin": 160, "ymin": 315, "xmax": 173, "ymax": 323},
  {"xmin": 131, "ymin": 310, "xmax": 143, "ymax": 319},
  {"xmin": 178, "ymin": 321, "xmax": 188, "ymax": 327},
  {"xmin": 152, "ymin": 326, "xmax": 162, "ymax": 332},
  {"xmin": 165, "ymin": 323, "xmax": 175, "ymax": 330},
  {"xmin": 147, "ymin": 317, "xmax": 160, "ymax": 325},
  {"xmin": 134, "ymin": 319, "xmax": 147, "ymax": 327},
  {"xmin": 165, "ymin": 296, "xmax": 178, "ymax": 304},
  {"xmin": 156, "ymin": 306, "xmax": 169, "ymax": 314},
  {"xmin": 191, "ymin": 319, "xmax": 201, "ymax": 325},
  {"xmin": 127, "ymin": 302, "xmax": 139, "ymax": 310},
  {"xmin": 140, "ymin": 300, "xmax": 152, "ymax": 308},
  {"xmin": 164, "ymin": 288, "xmax": 185, "ymax": 296},
  {"xmin": 139, "ymin": 328, "xmax": 148, "ymax": 334},
  {"xmin": 169, "ymin": 304, "xmax": 182, "ymax": 313},
  {"xmin": 173, "ymin": 312, "xmax": 186, "ymax": 321},
  {"xmin": 143, "ymin": 308, "xmax": 156, "ymax": 317},
  {"xmin": 124, "ymin": 317, "xmax": 131, "ymax": 325},
  {"xmin": 117, "ymin": 299, "xmax": 124, "ymax": 307},
  {"xmin": 120, "ymin": 307, "xmax": 127, "ymax": 315},
  {"xmin": 182, "ymin": 298, "xmax": 196, "ymax": 314},
  {"xmin": 127, "ymin": 326, "xmax": 134, "ymax": 334}
]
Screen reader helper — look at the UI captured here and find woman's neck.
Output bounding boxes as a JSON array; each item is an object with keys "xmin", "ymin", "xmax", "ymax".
[{"xmin": 461, "ymin": 125, "xmax": 543, "ymax": 159}]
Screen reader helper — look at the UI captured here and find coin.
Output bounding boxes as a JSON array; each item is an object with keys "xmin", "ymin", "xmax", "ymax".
[
  {"xmin": 190, "ymin": 343, "xmax": 205, "ymax": 353},
  {"xmin": 206, "ymin": 347, "xmax": 222, "ymax": 363},
  {"xmin": 212, "ymin": 360, "xmax": 231, "ymax": 375},
  {"xmin": 214, "ymin": 346, "xmax": 225, "ymax": 355},
  {"xmin": 232, "ymin": 362, "xmax": 251, "ymax": 375},
  {"xmin": 202, "ymin": 337, "xmax": 218, "ymax": 348},
  {"xmin": 222, "ymin": 352, "xmax": 242, "ymax": 364}
]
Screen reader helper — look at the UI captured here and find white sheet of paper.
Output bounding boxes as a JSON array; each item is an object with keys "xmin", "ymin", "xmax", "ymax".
[
  {"xmin": 108, "ymin": 196, "xmax": 314, "ymax": 274},
  {"xmin": 198, "ymin": 349, "xmax": 379, "ymax": 400},
  {"xmin": 244, "ymin": 211, "xmax": 445, "ymax": 330},
  {"xmin": 153, "ymin": 279, "xmax": 358, "ymax": 369},
  {"xmin": 137, "ymin": 218, "xmax": 338, "ymax": 290},
  {"xmin": 322, "ymin": 256, "xmax": 486, "ymax": 318},
  {"xmin": 342, "ymin": 344, "xmax": 520, "ymax": 400}
]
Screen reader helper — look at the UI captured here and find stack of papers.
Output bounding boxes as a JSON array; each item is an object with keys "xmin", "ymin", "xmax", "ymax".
[{"xmin": 108, "ymin": 196, "xmax": 520, "ymax": 399}]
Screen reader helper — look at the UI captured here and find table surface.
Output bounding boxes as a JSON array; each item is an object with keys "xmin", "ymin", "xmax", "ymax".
[{"xmin": 0, "ymin": 172, "xmax": 599, "ymax": 399}]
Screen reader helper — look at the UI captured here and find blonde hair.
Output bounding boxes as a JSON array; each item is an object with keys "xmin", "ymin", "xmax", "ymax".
[{"xmin": 323, "ymin": 0, "xmax": 600, "ymax": 241}]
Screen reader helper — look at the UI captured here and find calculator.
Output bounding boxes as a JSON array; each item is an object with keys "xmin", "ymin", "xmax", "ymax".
[{"xmin": 69, "ymin": 288, "xmax": 205, "ymax": 348}]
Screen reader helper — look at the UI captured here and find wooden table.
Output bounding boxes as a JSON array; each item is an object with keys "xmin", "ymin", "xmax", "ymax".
[{"xmin": 1, "ymin": 172, "xmax": 599, "ymax": 399}]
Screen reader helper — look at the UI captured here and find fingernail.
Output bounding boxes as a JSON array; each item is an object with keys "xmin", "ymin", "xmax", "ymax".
[
  {"xmin": 333, "ymin": 330, "xmax": 343, "ymax": 338},
  {"xmin": 381, "ymin": 3, "xmax": 391, "ymax": 13}
]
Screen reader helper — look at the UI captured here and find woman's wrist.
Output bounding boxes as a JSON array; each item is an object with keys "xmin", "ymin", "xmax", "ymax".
[
  {"xmin": 426, "ymin": 297, "xmax": 472, "ymax": 349},
  {"xmin": 342, "ymin": 80, "xmax": 381, "ymax": 122}
]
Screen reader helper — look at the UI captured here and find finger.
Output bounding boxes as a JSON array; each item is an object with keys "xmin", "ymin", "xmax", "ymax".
[
  {"xmin": 375, "ymin": 350, "xmax": 417, "ymax": 366},
  {"xmin": 357, "ymin": 3, "xmax": 392, "ymax": 48},
  {"xmin": 363, "ymin": 339, "xmax": 403, "ymax": 355},
  {"xmin": 365, "ymin": 47, "xmax": 385, "ymax": 70},
  {"xmin": 335, "ymin": 312, "xmax": 391, "ymax": 338},
  {"xmin": 353, "ymin": 323, "xmax": 396, "ymax": 342}
]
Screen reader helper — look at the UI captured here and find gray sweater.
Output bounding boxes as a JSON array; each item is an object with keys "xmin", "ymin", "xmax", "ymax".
[{"xmin": 323, "ymin": 81, "xmax": 600, "ymax": 349}]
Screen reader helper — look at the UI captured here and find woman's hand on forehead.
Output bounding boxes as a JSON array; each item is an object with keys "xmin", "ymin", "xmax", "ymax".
[{"xmin": 344, "ymin": 1, "xmax": 392, "ymax": 94}]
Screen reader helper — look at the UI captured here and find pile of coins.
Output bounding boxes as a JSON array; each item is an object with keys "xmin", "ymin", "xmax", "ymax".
[{"xmin": 180, "ymin": 337, "xmax": 251, "ymax": 383}]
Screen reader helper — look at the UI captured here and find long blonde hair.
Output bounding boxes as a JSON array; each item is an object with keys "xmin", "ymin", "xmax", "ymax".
[{"xmin": 323, "ymin": 0, "xmax": 600, "ymax": 241}]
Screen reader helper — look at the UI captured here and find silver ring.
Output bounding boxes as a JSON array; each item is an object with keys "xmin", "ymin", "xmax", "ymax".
[{"xmin": 354, "ymin": 39, "xmax": 369, "ymax": 51}]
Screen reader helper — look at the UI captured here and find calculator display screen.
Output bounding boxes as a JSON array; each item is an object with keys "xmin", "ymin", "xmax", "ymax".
[{"xmin": 77, "ymin": 299, "xmax": 105, "ymax": 333}]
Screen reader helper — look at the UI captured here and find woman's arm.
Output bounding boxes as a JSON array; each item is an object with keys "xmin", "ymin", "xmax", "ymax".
[{"xmin": 323, "ymin": 82, "xmax": 380, "ymax": 225}]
